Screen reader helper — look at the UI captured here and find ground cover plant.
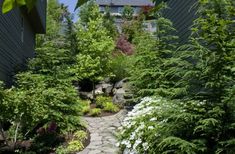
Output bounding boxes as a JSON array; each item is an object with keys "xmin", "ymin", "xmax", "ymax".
[{"xmin": 80, "ymin": 96, "xmax": 120, "ymax": 117}]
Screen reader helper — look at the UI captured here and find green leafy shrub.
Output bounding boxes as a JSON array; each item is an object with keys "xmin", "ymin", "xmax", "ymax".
[
  {"xmin": 96, "ymin": 96, "xmax": 112, "ymax": 108},
  {"xmin": 74, "ymin": 130, "xmax": 88, "ymax": 141},
  {"xmin": 76, "ymin": 5, "xmax": 115, "ymax": 79},
  {"xmin": 80, "ymin": 100, "xmax": 90, "ymax": 115},
  {"xmin": 110, "ymin": 53, "xmax": 133, "ymax": 82},
  {"xmin": 103, "ymin": 102, "xmax": 119, "ymax": 113},
  {"xmin": 1, "ymin": 0, "xmax": 88, "ymax": 153},
  {"xmin": 56, "ymin": 141, "xmax": 84, "ymax": 154},
  {"xmin": 121, "ymin": 5, "xmax": 134, "ymax": 20},
  {"xmin": 89, "ymin": 108, "xmax": 102, "ymax": 117},
  {"xmin": 0, "ymin": 81, "xmax": 14, "ymax": 124},
  {"xmin": 56, "ymin": 130, "xmax": 87, "ymax": 154},
  {"xmin": 81, "ymin": 106, "xmax": 90, "ymax": 115},
  {"xmin": 66, "ymin": 140, "xmax": 84, "ymax": 153},
  {"xmin": 1, "ymin": 70, "xmax": 82, "ymax": 142}
]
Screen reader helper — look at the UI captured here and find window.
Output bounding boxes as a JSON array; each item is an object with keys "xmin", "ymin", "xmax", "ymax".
[
  {"xmin": 100, "ymin": 6, "xmax": 105, "ymax": 13},
  {"xmin": 118, "ymin": 7, "xmax": 123, "ymax": 14}
]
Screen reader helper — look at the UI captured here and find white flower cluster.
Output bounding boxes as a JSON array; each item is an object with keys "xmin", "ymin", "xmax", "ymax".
[{"xmin": 118, "ymin": 97, "xmax": 163, "ymax": 153}]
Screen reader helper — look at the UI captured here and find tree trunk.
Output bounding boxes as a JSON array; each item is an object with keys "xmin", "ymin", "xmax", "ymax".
[{"xmin": 92, "ymin": 81, "xmax": 96, "ymax": 103}]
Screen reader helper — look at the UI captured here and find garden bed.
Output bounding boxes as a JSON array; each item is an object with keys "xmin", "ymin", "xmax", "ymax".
[{"xmin": 0, "ymin": 126, "xmax": 90, "ymax": 154}]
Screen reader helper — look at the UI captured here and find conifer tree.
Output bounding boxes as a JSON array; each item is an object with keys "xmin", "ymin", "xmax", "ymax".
[
  {"xmin": 130, "ymin": 7, "xmax": 178, "ymax": 98},
  {"xmin": 166, "ymin": 0, "xmax": 235, "ymax": 153}
]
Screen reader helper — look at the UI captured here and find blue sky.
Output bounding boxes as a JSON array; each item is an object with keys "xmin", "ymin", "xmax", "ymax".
[{"xmin": 59, "ymin": 0, "xmax": 79, "ymax": 21}]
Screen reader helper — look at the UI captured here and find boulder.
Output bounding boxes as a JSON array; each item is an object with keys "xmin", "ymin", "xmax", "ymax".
[
  {"xmin": 112, "ymin": 78, "xmax": 134, "ymax": 106},
  {"xmin": 113, "ymin": 88, "xmax": 126, "ymax": 105},
  {"xmin": 114, "ymin": 78, "xmax": 129, "ymax": 89},
  {"xmin": 94, "ymin": 86, "xmax": 104, "ymax": 95},
  {"xmin": 79, "ymin": 91, "xmax": 93, "ymax": 100},
  {"xmin": 95, "ymin": 83, "xmax": 113, "ymax": 96}
]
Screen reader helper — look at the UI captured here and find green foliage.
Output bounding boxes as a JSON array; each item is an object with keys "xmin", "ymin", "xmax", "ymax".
[
  {"xmin": 81, "ymin": 106, "xmax": 90, "ymax": 115},
  {"xmin": 110, "ymin": 54, "xmax": 133, "ymax": 82},
  {"xmin": 74, "ymin": 130, "xmax": 88, "ymax": 141},
  {"xmin": 102, "ymin": 6, "xmax": 118, "ymax": 39},
  {"xmin": 96, "ymin": 96, "xmax": 112, "ymax": 108},
  {"xmin": 36, "ymin": 0, "xmax": 68, "ymax": 48},
  {"xmin": 0, "ymin": 82, "xmax": 12, "ymax": 122},
  {"xmin": 64, "ymin": 12, "xmax": 78, "ymax": 55},
  {"xmin": 2, "ymin": 0, "xmax": 36, "ymax": 13},
  {"xmin": 177, "ymin": 0, "xmax": 235, "ymax": 102},
  {"xmin": 56, "ymin": 130, "xmax": 87, "ymax": 154},
  {"xmin": 73, "ymin": 54, "xmax": 103, "ymax": 82},
  {"xmin": 121, "ymin": 19, "xmax": 143, "ymax": 42},
  {"xmin": 120, "ymin": 1, "xmax": 235, "ymax": 154},
  {"xmin": 95, "ymin": 96, "xmax": 119, "ymax": 113},
  {"xmin": 75, "ymin": 4, "xmax": 115, "ymax": 96},
  {"xmin": 78, "ymin": 0, "xmax": 101, "ymax": 26},
  {"xmin": 78, "ymin": 1, "xmax": 117, "ymax": 39},
  {"xmin": 76, "ymin": 16, "xmax": 114, "ymax": 60},
  {"xmin": 159, "ymin": 137, "xmax": 199, "ymax": 154},
  {"xmin": 0, "ymin": 1, "xmax": 84, "ymax": 149},
  {"xmin": 30, "ymin": 43, "xmax": 74, "ymax": 77},
  {"xmin": 122, "ymin": 6, "xmax": 134, "ymax": 21},
  {"xmin": 89, "ymin": 108, "xmax": 102, "ymax": 117},
  {"xmin": 3, "ymin": 72, "xmax": 81, "ymax": 136},
  {"xmin": 170, "ymin": 0, "xmax": 235, "ymax": 153},
  {"xmin": 75, "ymin": 0, "xmax": 88, "ymax": 10},
  {"xmin": 66, "ymin": 140, "xmax": 84, "ymax": 153},
  {"xmin": 130, "ymin": 14, "xmax": 179, "ymax": 98},
  {"xmin": 80, "ymin": 100, "xmax": 90, "ymax": 114},
  {"xmin": 118, "ymin": 97, "xmax": 202, "ymax": 154},
  {"xmin": 29, "ymin": 130, "xmax": 63, "ymax": 154},
  {"xmin": 103, "ymin": 102, "xmax": 119, "ymax": 113}
]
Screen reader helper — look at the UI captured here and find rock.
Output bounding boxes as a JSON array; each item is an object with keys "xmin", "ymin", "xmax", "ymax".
[
  {"xmin": 105, "ymin": 85, "xmax": 113, "ymax": 95},
  {"xmin": 113, "ymin": 88, "xmax": 126, "ymax": 105},
  {"xmin": 88, "ymin": 150, "xmax": 102, "ymax": 154},
  {"xmin": 114, "ymin": 78, "xmax": 129, "ymax": 89},
  {"xmin": 94, "ymin": 86, "xmax": 103, "ymax": 95},
  {"xmin": 95, "ymin": 83, "xmax": 113, "ymax": 96},
  {"xmin": 123, "ymin": 93, "xmax": 133, "ymax": 99},
  {"xmin": 79, "ymin": 92, "xmax": 93, "ymax": 100},
  {"xmin": 112, "ymin": 78, "xmax": 136, "ymax": 107}
]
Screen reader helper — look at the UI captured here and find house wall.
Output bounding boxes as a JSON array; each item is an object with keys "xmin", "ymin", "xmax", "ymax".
[
  {"xmin": 99, "ymin": 5, "xmax": 156, "ymax": 33},
  {"xmin": 0, "ymin": 1, "xmax": 36, "ymax": 85},
  {"xmin": 160, "ymin": 0, "xmax": 197, "ymax": 44},
  {"xmin": 100, "ymin": 6, "xmax": 142, "ymax": 15}
]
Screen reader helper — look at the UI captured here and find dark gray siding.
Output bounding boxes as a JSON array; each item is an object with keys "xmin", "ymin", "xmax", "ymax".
[
  {"xmin": 0, "ymin": 1, "xmax": 35, "ymax": 84},
  {"xmin": 27, "ymin": 0, "xmax": 47, "ymax": 33},
  {"xmin": 160, "ymin": 0, "xmax": 197, "ymax": 44}
]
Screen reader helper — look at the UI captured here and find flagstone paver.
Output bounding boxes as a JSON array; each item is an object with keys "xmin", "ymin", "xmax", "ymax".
[{"xmin": 78, "ymin": 110, "xmax": 127, "ymax": 154}]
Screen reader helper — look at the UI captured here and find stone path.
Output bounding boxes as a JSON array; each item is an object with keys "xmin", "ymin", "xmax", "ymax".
[{"xmin": 78, "ymin": 110, "xmax": 127, "ymax": 154}]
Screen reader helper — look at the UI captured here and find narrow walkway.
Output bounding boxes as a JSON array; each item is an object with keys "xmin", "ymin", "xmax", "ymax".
[{"xmin": 78, "ymin": 110, "xmax": 127, "ymax": 154}]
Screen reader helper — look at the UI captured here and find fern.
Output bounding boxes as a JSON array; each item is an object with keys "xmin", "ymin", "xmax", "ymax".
[{"xmin": 158, "ymin": 137, "xmax": 198, "ymax": 154}]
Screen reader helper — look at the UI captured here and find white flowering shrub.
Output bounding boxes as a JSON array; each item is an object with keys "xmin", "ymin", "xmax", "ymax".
[{"xmin": 118, "ymin": 97, "xmax": 209, "ymax": 154}]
